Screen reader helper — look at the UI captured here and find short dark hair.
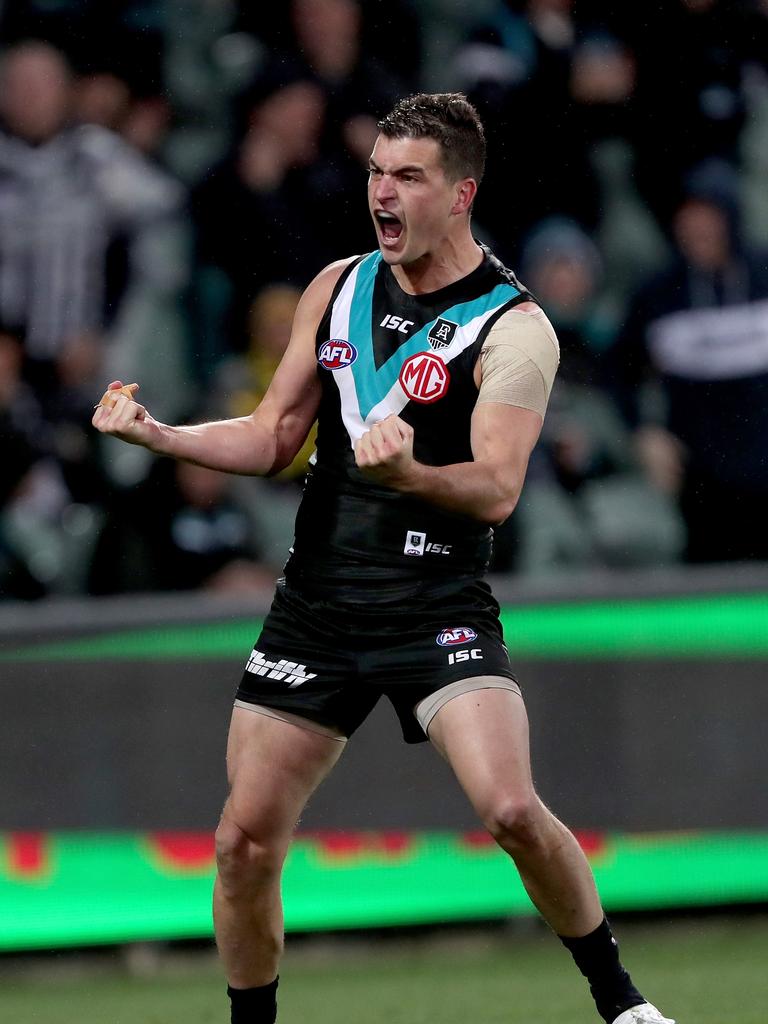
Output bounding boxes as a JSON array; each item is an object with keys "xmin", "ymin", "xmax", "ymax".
[{"xmin": 377, "ymin": 92, "xmax": 486, "ymax": 185}]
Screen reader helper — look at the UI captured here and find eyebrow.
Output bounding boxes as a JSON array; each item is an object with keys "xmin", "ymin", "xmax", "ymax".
[{"xmin": 368, "ymin": 158, "xmax": 426, "ymax": 176}]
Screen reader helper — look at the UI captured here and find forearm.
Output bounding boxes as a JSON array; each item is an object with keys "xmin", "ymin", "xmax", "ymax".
[
  {"xmin": 153, "ymin": 416, "xmax": 279, "ymax": 475},
  {"xmin": 394, "ymin": 459, "xmax": 522, "ymax": 525},
  {"xmin": 94, "ymin": 264, "xmax": 332, "ymax": 471},
  {"xmin": 354, "ymin": 410, "xmax": 537, "ymax": 525}
]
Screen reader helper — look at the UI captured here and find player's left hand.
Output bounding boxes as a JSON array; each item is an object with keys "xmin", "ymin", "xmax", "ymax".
[{"xmin": 354, "ymin": 414, "xmax": 415, "ymax": 488}]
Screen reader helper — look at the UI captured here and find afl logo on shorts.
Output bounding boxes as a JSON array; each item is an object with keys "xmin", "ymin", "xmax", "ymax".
[
  {"xmin": 399, "ymin": 351, "xmax": 450, "ymax": 404},
  {"xmin": 318, "ymin": 339, "xmax": 357, "ymax": 369},
  {"xmin": 436, "ymin": 627, "xmax": 478, "ymax": 647}
]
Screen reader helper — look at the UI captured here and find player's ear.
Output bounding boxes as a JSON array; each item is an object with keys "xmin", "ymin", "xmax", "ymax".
[{"xmin": 452, "ymin": 177, "xmax": 477, "ymax": 217}]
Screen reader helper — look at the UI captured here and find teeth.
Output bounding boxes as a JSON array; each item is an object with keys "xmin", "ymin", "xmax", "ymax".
[{"xmin": 378, "ymin": 212, "xmax": 398, "ymax": 222}]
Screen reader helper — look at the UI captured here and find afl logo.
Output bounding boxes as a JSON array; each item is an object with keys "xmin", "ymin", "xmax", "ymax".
[
  {"xmin": 436, "ymin": 627, "xmax": 478, "ymax": 647},
  {"xmin": 399, "ymin": 351, "xmax": 450, "ymax": 404},
  {"xmin": 318, "ymin": 339, "xmax": 357, "ymax": 370}
]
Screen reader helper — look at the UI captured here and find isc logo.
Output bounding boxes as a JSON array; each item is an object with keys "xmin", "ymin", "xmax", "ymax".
[
  {"xmin": 399, "ymin": 351, "xmax": 450, "ymax": 404},
  {"xmin": 447, "ymin": 649, "xmax": 483, "ymax": 665},
  {"xmin": 380, "ymin": 314, "xmax": 415, "ymax": 334},
  {"xmin": 318, "ymin": 339, "xmax": 357, "ymax": 369},
  {"xmin": 403, "ymin": 531, "xmax": 453, "ymax": 557},
  {"xmin": 436, "ymin": 627, "xmax": 478, "ymax": 647}
]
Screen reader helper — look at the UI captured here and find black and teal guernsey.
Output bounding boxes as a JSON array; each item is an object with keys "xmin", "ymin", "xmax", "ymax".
[{"xmin": 285, "ymin": 244, "xmax": 534, "ymax": 598}]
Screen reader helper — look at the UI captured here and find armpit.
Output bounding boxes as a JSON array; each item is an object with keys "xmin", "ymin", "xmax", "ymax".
[{"xmin": 477, "ymin": 307, "xmax": 560, "ymax": 417}]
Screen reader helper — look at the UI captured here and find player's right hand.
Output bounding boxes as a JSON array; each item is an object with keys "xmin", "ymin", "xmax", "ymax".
[{"xmin": 92, "ymin": 380, "xmax": 162, "ymax": 450}]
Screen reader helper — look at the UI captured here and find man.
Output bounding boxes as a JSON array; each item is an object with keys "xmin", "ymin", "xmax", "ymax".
[
  {"xmin": 93, "ymin": 94, "xmax": 672, "ymax": 1024},
  {"xmin": 0, "ymin": 41, "xmax": 183, "ymax": 385},
  {"xmin": 611, "ymin": 162, "xmax": 768, "ymax": 563},
  {"xmin": 0, "ymin": 40, "xmax": 185, "ymax": 508}
]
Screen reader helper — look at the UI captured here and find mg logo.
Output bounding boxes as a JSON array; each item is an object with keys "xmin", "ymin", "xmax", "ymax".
[
  {"xmin": 318, "ymin": 340, "xmax": 357, "ymax": 369},
  {"xmin": 399, "ymin": 352, "xmax": 450, "ymax": 404}
]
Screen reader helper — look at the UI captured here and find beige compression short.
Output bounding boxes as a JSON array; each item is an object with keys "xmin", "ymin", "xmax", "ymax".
[
  {"xmin": 414, "ymin": 675, "xmax": 523, "ymax": 737},
  {"xmin": 476, "ymin": 306, "xmax": 560, "ymax": 417},
  {"xmin": 234, "ymin": 699, "xmax": 347, "ymax": 741},
  {"xmin": 235, "ymin": 676, "xmax": 523, "ymax": 743}
]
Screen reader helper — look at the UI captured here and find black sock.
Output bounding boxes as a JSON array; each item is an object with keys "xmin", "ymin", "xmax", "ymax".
[
  {"xmin": 227, "ymin": 977, "xmax": 279, "ymax": 1024},
  {"xmin": 559, "ymin": 919, "xmax": 644, "ymax": 1023}
]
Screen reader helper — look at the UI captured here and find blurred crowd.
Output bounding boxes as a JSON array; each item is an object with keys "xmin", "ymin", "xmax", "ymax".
[{"xmin": 3, "ymin": 0, "xmax": 768, "ymax": 600}]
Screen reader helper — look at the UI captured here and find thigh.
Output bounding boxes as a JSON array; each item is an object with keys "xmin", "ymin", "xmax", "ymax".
[
  {"xmin": 222, "ymin": 705, "xmax": 345, "ymax": 841},
  {"xmin": 236, "ymin": 582, "xmax": 379, "ymax": 739},
  {"xmin": 372, "ymin": 583, "xmax": 518, "ymax": 743},
  {"xmin": 427, "ymin": 687, "xmax": 533, "ymax": 818}
]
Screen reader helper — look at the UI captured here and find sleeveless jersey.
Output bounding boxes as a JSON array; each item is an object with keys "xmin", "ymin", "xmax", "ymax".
[{"xmin": 285, "ymin": 244, "xmax": 533, "ymax": 596}]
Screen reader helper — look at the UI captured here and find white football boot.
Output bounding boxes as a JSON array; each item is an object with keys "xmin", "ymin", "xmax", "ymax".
[{"xmin": 612, "ymin": 1003, "xmax": 675, "ymax": 1024}]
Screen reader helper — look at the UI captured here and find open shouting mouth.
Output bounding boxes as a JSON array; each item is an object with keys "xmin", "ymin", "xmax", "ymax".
[{"xmin": 375, "ymin": 210, "xmax": 404, "ymax": 247}]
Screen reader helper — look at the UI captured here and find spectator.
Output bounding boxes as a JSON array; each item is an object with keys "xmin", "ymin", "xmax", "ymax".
[
  {"xmin": 0, "ymin": 328, "xmax": 42, "ymax": 492},
  {"xmin": 521, "ymin": 217, "xmax": 613, "ymax": 381},
  {"xmin": 0, "ymin": 40, "xmax": 187, "ymax": 499},
  {"xmin": 289, "ymin": 0, "xmax": 403, "ymax": 137},
  {"xmin": 6, "ymin": 3, "xmax": 768, "ymax": 596},
  {"xmin": 89, "ymin": 457, "xmax": 275, "ymax": 595},
  {"xmin": 74, "ymin": 70, "xmax": 173, "ymax": 163},
  {"xmin": 630, "ymin": 0, "xmax": 768, "ymax": 225},
  {"xmin": 0, "ymin": 1, "xmax": 165, "ymax": 96},
  {"xmin": 454, "ymin": 1, "xmax": 603, "ymax": 256},
  {"xmin": 611, "ymin": 162, "xmax": 768, "ymax": 563},
  {"xmin": 500, "ymin": 218, "xmax": 683, "ymax": 572},
  {"xmin": 237, "ymin": 0, "xmax": 421, "ymax": 91},
  {"xmin": 74, "ymin": 70, "xmax": 133, "ymax": 132},
  {"xmin": 219, "ymin": 283, "xmax": 309, "ymax": 459},
  {"xmin": 212, "ymin": 283, "xmax": 313, "ymax": 567},
  {"xmin": 272, "ymin": 0, "xmax": 405, "ymax": 250},
  {"xmin": 192, "ymin": 77, "xmax": 331, "ymax": 368},
  {"xmin": 0, "ymin": 326, "xmax": 48, "ymax": 598}
]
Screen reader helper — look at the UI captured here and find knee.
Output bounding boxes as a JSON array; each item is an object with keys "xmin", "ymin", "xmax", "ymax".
[
  {"xmin": 483, "ymin": 792, "xmax": 547, "ymax": 852},
  {"xmin": 215, "ymin": 817, "xmax": 284, "ymax": 895}
]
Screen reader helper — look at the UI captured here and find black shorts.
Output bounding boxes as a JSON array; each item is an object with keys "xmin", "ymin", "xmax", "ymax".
[{"xmin": 236, "ymin": 576, "xmax": 518, "ymax": 743}]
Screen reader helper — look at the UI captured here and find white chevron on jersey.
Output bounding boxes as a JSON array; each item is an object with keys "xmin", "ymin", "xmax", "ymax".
[{"xmin": 327, "ymin": 260, "xmax": 514, "ymax": 446}]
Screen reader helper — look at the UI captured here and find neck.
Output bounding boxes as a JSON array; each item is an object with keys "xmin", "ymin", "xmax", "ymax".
[{"xmin": 391, "ymin": 233, "xmax": 484, "ymax": 295}]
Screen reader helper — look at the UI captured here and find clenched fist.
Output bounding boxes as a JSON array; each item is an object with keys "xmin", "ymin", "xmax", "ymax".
[
  {"xmin": 354, "ymin": 414, "xmax": 416, "ymax": 488},
  {"xmin": 92, "ymin": 380, "xmax": 162, "ymax": 450},
  {"xmin": 95, "ymin": 382, "xmax": 139, "ymax": 408}
]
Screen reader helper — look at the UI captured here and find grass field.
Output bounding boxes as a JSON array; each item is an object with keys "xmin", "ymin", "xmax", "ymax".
[{"xmin": 1, "ymin": 914, "xmax": 766, "ymax": 1023}]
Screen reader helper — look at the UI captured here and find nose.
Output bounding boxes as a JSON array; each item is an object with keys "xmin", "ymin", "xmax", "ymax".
[{"xmin": 373, "ymin": 173, "xmax": 396, "ymax": 202}]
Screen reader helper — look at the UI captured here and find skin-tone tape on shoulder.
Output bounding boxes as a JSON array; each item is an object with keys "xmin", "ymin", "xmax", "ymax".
[{"xmin": 477, "ymin": 308, "xmax": 560, "ymax": 417}]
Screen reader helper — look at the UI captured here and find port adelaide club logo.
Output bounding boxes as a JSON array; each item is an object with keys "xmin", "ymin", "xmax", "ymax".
[
  {"xmin": 428, "ymin": 317, "xmax": 458, "ymax": 350},
  {"xmin": 399, "ymin": 351, "xmax": 450, "ymax": 403},
  {"xmin": 436, "ymin": 627, "xmax": 478, "ymax": 647},
  {"xmin": 318, "ymin": 339, "xmax": 358, "ymax": 369}
]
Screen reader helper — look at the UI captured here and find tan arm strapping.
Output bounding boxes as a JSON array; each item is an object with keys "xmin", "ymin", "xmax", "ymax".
[{"xmin": 476, "ymin": 307, "xmax": 560, "ymax": 418}]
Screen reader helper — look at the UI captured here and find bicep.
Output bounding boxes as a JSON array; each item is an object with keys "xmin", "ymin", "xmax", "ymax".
[
  {"xmin": 250, "ymin": 258, "xmax": 352, "ymax": 469},
  {"xmin": 470, "ymin": 401, "xmax": 543, "ymax": 475},
  {"xmin": 254, "ymin": 333, "xmax": 321, "ymax": 454},
  {"xmin": 468, "ymin": 307, "xmax": 557, "ymax": 485},
  {"xmin": 475, "ymin": 307, "xmax": 559, "ymax": 417}
]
